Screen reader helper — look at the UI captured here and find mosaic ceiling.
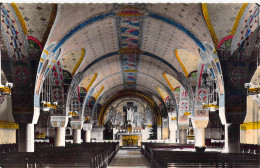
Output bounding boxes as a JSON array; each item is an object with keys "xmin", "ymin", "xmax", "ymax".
[
  {"xmin": 1, "ymin": 3, "xmax": 259, "ymax": 107},
  {"xmin": 16, "ymin": 3, "xmax": 55, "ymax": 45}
]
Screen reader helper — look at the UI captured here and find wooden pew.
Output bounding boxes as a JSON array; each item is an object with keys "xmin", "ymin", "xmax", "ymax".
[
  {"xmin": 142, "ymin": 142, "xmax": 260, "ymax": 168},
  {"xmin": 141, "ymin": 142, "xmax": 194, "ymax": 159},
  {"xmin": 241, "ymin": 144, "xmax": 260, "ymax": 154},
  {"xmin": 150, "ymin": 150, "xmax": 260, "ymax": 168},
  {"xmin": 0, "ymin": 144, "xmax": 18, "ymax": 153},
  {"xmin": 0, "ymin": 142, "xmax": 119, "ymax": 168}
]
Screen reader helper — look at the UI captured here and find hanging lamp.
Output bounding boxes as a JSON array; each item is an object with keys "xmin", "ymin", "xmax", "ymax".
[{"xmin": 0, "ymin": 50, "xmax": 12, "ymax": 96}]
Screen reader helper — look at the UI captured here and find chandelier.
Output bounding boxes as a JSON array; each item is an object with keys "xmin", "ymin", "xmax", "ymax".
[
  {"xmin": 41, "ymin": 74, "xmax": 57, "ymax": 111},
  {"xmin": 0, "ymin": 50, "xmax": 12, "ymax": 96}
]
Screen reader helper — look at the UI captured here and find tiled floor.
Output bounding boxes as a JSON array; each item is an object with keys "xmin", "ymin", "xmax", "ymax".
[{"xmin": 108, "ymin": 149, "xmax": 150, "ymax": 168}]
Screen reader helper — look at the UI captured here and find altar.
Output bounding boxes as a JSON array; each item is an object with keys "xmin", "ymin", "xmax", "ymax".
[{"xmin": 117, "ymin": 131, "xmax": 142, "ymax": 147}]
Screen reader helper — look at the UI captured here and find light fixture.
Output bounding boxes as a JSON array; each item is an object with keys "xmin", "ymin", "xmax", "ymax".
[{"xmin": 0, "ymin": 51, "xmax": 12, "ymax": 96}]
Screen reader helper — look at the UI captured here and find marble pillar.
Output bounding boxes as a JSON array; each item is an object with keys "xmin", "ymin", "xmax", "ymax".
[
  {"xmin": 157, "ymin": 126, "xmax": 162, "ymax": 140},
  {"xmin": 194, "ymin": 128, "xmax": 205, "ymax": 147},
  {"xmin": 179, "ymin": 129, "xmax": 187, "ymax": 144},
  {"xmin": 84, "ymin": 130, "xmax": 91, "ymax": 142},
  {"xmin": 83, "ymin": 123, "xmax": 92, "ymax": 142},
  {"xmin": 73, "ymin": 129, "xmax": 81, "ymax": 144},
  {"xmin": 169, "ymin": 129, "xmax": 177, "ymax": 143},
  {"xmin": 55, "ymin": 127, "xmax": 65, "ymax": 147}
]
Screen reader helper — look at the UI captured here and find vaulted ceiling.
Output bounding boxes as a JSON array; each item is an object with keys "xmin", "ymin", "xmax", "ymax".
[
  {"xmin": 42, "ymin": 3, "xmax": 213, "ymax": 105},
  {"xmin": 1, "ymin": 3, "xmax": 259, "ymax": 108}
]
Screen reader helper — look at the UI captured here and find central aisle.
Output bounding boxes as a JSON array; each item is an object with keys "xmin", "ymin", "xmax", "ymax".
[{"xmin": 108, "ymin": 149, "xmax": 150, "ymax": 168}]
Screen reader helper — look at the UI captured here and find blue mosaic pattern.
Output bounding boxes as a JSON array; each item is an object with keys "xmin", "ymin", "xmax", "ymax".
[
  {"xmin": 1, "ymin": 6, "xmax": 24, "ymax": 60},
  {"xmin": 116, "ymin": 7, "xmax": 144, "ymax": 88}
]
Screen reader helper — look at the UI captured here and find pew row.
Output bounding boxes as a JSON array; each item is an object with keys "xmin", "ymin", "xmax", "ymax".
[
  {"xmin": 141, "ymin": 142, "xmax": 260, "ymax": 168},
  {"xmin": 0, "ymin": 142, "xmax": 119, "ymax": 168}
]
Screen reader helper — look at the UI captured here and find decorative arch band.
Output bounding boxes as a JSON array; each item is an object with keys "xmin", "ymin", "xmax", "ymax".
[
  {"xmin": 201, "ymin": 3, "xmax": 218, "ymax": 48},
  {"xmin": 10, "ymin": 3, "xmax": 28, "ymax": 35}
]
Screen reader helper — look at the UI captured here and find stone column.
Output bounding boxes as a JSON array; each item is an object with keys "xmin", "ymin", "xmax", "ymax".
[
  {"xmin": 194, "ymin": 128, "xmax": 205, "ymax": 147},
  {"xmin": 83, "ymin": 123, "xmax": 93, "ymax": 142},
  {"xmin": 169, "ymin": 129, "xmax": 177, "ymax": 143},
  {"xmin": 50, "ymin": 115, "xmax": 68, "ymax": 146},
  {"xmin": 73, "ymin": 129, "xmax": 81, "ymax": 144},
  {"xmin": 191, "ymin": 109, "xmax": 209, "ymax": 152},
  {"xmin": 224, "ymin": 124, "xmax": 240, "ymax": 153},
  {"xmin": 18, "ymin": 123, "xmax": 34, "ymax": 152},
  {"xmin": 217, "ymin": 39, "xmax": 259, "ymax": 153},
  {"xmin": 168, "ymin": 112, "xmax": 178, "ymax": 143},
  {"xmin": 70, "ymin": 120, "xmax": 83, "ymax": 144},
  {"xmin": 179, "ymin": 129, "xmax": 187, "ymax": 144},
  {"xmin": 157, "ymin": 125, "xmax": 162, "ymax": 140},
  {"xmin": 178, "ymin": 115, "xmax": 189, "ymax": 144},
  {"xmin": 84, "ymin": 130, "xmax": 91, "ymax": 142},
  {"xmin": 112, "ymin": 127, "xmax": 118, "ymax": 140},
  {"xmin": 55, "ymin": 127, "xmax": 65, "ymax": 147}
]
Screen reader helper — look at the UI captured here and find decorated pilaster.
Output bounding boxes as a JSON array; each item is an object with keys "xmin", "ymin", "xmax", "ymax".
[
  {"xmin": 0, "ymin": 3, "xmax": 45, "ymax": 152},
  {"xmin": 216, "ymin": 5, "xmax": 259, "ymax": 152},
  {"xmin": 69, "ymin": 86, "xmax": 84, "ymax": 144},
  {"xmin": 191, "ymin": 62, "xmax": 210, "ymax": 151}
]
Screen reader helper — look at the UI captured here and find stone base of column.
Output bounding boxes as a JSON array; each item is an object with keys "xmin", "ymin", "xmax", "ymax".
[
  {"xmin": 55, "ymin": 127, "xmax": 65, "ymax": 147},
  {"xmin": 224, "ymin": 123, "xmax": 240, "ymax": 153},
  {"xmin": 195, "ymin": 146, "xmax": 206, "ymax": 152},
  {"xmin": 18, "ymin": 123, "xmax": 34, "ymax": 152},
  {"xmin": 73, "ymin": 129, "xmax": 81, "ymax": 144},
  {"xmin": 179, "ymin": 129, "xmax": 187, "ymax": 144}
]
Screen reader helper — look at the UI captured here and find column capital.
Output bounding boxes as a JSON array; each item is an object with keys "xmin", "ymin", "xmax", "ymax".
[
  {"xmin": 191, "ymin": 109, "xmax": 209, "ymax": 129},
  {"xmin": 71, "ymin": 120, "xmax": 83, "ymax": 129},
  {"xmin": 83, "ymin": 123, "xmax": 93, "ymax": 131},
  {"xmin": 50, "ymin": 116, "xmax": 68, "ymax": 127}
]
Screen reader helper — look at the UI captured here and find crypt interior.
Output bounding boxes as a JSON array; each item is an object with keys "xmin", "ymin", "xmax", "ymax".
[{"xmin": 0, "ymin": 3, "xmax": 259, "ymax": 168}]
